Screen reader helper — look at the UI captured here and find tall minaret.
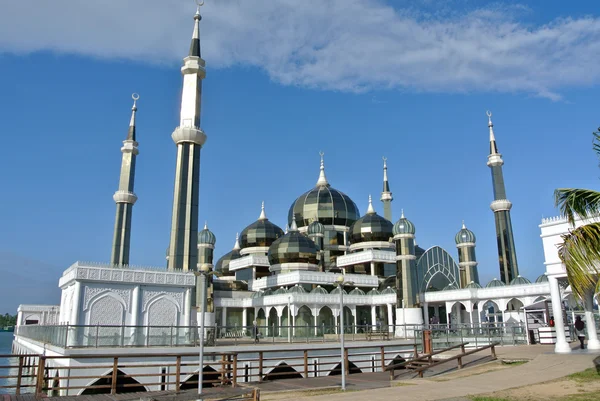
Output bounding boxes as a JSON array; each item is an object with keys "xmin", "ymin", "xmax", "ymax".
[
  {"xmin": 380, "ymin": 157, "xmax": 393, "ymax": 221},
  {"xmin": 455, "ymin": 221, "xmax": 480, "ymax": 287},
  {"xmin": 110, "ymin": 94, "xmax": 140, "ymax": 266},
  {"xmin": 167, "ymin": 4, "xmax": 207, "ymax": 271},
  {"xmin": 486, "ymin": 111, "xmax": 519, "ymax": 284}
]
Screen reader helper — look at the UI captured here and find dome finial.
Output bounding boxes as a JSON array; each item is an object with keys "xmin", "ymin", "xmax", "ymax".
[
  {"xmin": 462, "ymin": 220, "xmax": 466, "ymax": 229},
  {"xmin": 204, "ymin": 221, "xmax": 208, "ymax": 230},
  {"xmin": 127, "ymin": 93, "xmax": 139, "ymax": 141},
  {"xmin": 290, "ymin": 215, "xmax": 298, "ymax": 232},
  {"xmin": 233, "ymin": 232, "xmax": 241, "ymax": 251},
  {"xmin": 366, "ymin": 194, "xmax": 376, "ymax": 214},
  {"xmin": 258, "ymin": 201, "xmax": 267, "ymax": 220},
  {"xmin": 316, "ymin": 151, "xmax": 329, "ymax": 187},
  {"xmin": 401, "ymin": 209, "xmax": 405, "ymax": 219},
  {"xmin": 189, "ymin": 0, "xmax": 203, "ymax": 57}
]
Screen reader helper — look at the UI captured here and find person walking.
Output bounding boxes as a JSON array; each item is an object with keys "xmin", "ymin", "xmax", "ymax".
[
  {"xmin": 574, "ymin": 316, "xmax": 585, "ymax": 349},
  {"xmin": 253, "ymin": 320, "xmax": 260, "ymax": 344}
]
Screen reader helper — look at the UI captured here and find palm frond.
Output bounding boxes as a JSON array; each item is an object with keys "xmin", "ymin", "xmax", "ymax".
[
  {"xmin": 554, "ymin": 188, "xmax": 600, "ymax": 225},
  {"xmin": 592, "ymin": 128, "xmax": 600, "ymax": 158},
  {"xmin": 558, "ymin": 222, "xmax": 600, "ymax": 298}
]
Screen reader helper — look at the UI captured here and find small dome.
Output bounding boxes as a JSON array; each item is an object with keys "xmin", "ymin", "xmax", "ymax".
[
  {"xmin": 349, "ymin": 195, "xmax": 394, "ymax": 244},
  {"xmin": 307, "ymin": 221, "xmax": 325, "ymax": 236},
  {"xmin": 263, "ymin": 288, "xmax": 273, "ymax": 296},
  {"xmin": 288, "ymin": 155, "xmax": 360, "ymax": 228},
  {"xmin": 289, "ymin": 284, "xmax": 307, "ymax": 294},
  {"xmin": 310, "ymin": 285, "xmax": 328, "ymax": 294},
  {"xmin": 455, "ymin": 223, "xmax": 476, "ymax": 244},
  {"xmin": 198, "ymin": 222, "xmax": 216, "ymax": 245},
  {"xmin": 382, "ymin": 286, "xmax": 396, "ymax": 295},
  {"xmin": 510, "ymin": 275, "xmax": 531, "ymax": 286},
  {"xmin": 349, "ymin": 287, "xmax": 366, "ymax": 296},
  {"xmin": 393, "ymin": 211, "xmax": 415, "ymax": 235},
  {"xmin": 214, "ymin": 233, "xmax": 241, "ymax": 276},
  {"xmin": 331, "ymin": 287, "xmax": 348, "ymax": 295},
  {"xmin": 535, "ymin": 274, "xmax": 548, "ymax": 283},
  {"xmin": 443, "ymin": 284, "xmax": 459, "ymax": 291},
  {"xmin": 367, "ymin": 288, "xmax": 380, "ymax": 296},
  {"xmin": 251, "ymin": 291, "xmax": 263, "ymax": 299},
  {"xmin": 268, "ymin": 218, "xmax": 318, "ymax": 265},
  {"xmin": 240, "ymin": 202, "xmax": 285, "ymax": 249},
  {"xmin": 466, "ymin": 281, "xmax": 482, "ymax": 289},
  {"xmin": 274, "ymin": 287, "xmax": 288, "ymax": 295},
  {"xmin": 486, "ymin": 278, "xmax": 505, "ymax": 288}
]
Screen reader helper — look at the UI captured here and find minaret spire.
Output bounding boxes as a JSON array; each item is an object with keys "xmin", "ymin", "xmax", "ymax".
[
  {"xmin": 316, "ymin": 151, "xmax": 329, "ymax": 187},
  {"xmin": 233, "ymin": 233, "xmax": 241, "ymax": 251},
  {"xmin": 258, "ymin": 201, "xmax": 267, "ymax": 220},
  {"xmin": 111, "ymin": 93, "xmax": 140, "ymax": 266},
  {"xmin": 486, "ymin": 111, "xmax": 519, "ymax": 284},
  {"xmin": 168, "ymin": 4, "xmax": 208, "ymax": 272},
  {"xmin": 380, "ymin": 156, "xmax": 393, "ymax": 221}
]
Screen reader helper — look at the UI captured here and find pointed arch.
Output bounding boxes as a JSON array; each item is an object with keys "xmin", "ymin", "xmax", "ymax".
[
  {"xmin": 263, "ymin": 362, "xmax": 303, "ymax": 381},
  {"xmin": 417, "ymin": 246, "xmax": 460, "ymax": 292},
  {"xmin": 79, "ymin": 369, "xmax": 146, "ymax": 395},
  {"xmin": 180, "ymin": 366, "xmax": 220, "ymax": 389}
]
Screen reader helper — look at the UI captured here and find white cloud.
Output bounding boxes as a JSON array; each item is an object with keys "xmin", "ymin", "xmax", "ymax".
[{"xmin": 1, "ymin": 0, "xmax": 599, "ymax": 99}]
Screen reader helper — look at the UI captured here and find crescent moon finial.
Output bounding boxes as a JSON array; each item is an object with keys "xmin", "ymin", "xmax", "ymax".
[
  {"xmin": 132, "ymin": 93, "xmax": 139, "ymax": 108},
  {"xmin": 195, "ymin": 0, "xmax": 205, "ymax": 6},
  {"xmin": 486, "ymin": 110, "xmax": 492, "ymax": 118},
  {"xmin": 382, "ymin": 156, "xmax": 387, "ymax": 162}
]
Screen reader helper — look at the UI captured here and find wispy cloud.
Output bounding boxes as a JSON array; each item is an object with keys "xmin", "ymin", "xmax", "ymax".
[{"xmin": 1, "ymin": 0, "xmax": 599, "ymax": 99}]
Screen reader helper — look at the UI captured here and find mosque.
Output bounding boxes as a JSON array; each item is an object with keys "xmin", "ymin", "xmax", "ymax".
[{"xmin": 15, "ymin": 4, "xmax": 557, "ymax": 344}]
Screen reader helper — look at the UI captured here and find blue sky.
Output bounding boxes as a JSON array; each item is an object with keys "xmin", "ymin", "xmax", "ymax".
[{"xmin": 0, "ymin": 0, "xmax": 599, "ymax": 313}]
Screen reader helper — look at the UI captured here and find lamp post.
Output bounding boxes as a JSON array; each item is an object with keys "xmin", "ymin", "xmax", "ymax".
[
  {"xmin": 334, "ymin": 275, "xmax": 354, "ymax": 391},
  {"xmin": 287, "ymin": 296, "xmax": 291, "ymax": 343},
  {"xmin": 195, "ymin": 264, "xmax": 217, "ymax": 399}
]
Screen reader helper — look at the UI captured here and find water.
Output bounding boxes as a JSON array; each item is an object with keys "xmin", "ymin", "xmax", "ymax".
[{"xmin": 0, "ymin": 331, "xmax": 15, "ymax": 394}]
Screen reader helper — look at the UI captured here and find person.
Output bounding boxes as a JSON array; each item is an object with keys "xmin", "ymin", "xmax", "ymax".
[
  {"xmin": 549, "ymin": 316, "xmax": 555, "ymax": 327},
  {"xmin": 574, "ymin": 316, "xmax": 585, "ymax": 349},
  {"xmin": 253, "ymin": 320, "xmax": 260, "ymax": 344}
]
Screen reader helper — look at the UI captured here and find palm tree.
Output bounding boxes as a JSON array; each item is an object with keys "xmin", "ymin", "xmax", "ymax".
[{"xmin": 554, "ymin": 128, "xmax": 600, "ymax": 298}]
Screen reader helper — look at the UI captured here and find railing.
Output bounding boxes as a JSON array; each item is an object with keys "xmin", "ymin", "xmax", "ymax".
[
  {"xmin": 16, "ymin": 323, "xmax": 420, "ymax": 348},
  {"xmin": 411, "ymin": 342, "xmax": 499, "ymax": 378},
  {"xmin": 419, "ymin": 323, "xmax": 527, "ymax": 348},
  {"xmin": 386, "ymin": 342, "xmax": 467, "ymax": 379},
  {"xmin": 4, "ymin": 342, "xmax": 419, "ymax": 396}
]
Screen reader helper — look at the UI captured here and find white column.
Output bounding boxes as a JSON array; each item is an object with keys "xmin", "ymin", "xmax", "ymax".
[
  {"xmin": 351, "ymin": 307, "xmax": 357, "ymax": 334},
  {"xmin": 584, "ymin": 288, "xmax": 600, "ymax": 350},
  {"xmin": 183, "ymin": 288, "xmax": 191, "ymax": 326},
  {"xmin": 370, "ymin": 262, "xmax": 375, "ymax": 276},
  {"xmin": 222, "ymin": 307, "xmax": 227, "ymax": 328},
  {"xmin": 131, "ymin": 286, "xmax": 141, "ymax": 326},
  {"xmin": 70, "ymin": 282, "xmax": 82, "ymax": 325},
  {"xmin": 242, "ymin": 307, "xmax": 248, "ymax": 329},
  {"xmin": 387, "ymin": 304, "xmax": 393, "ymax": 333},
  {"xmin": 371, "ymin": 306, "xmax": 377, "ymax": 329},
  {"xmin": 291, "ymin": 312, "xmax": 296, "ymax": 336},
  {"xmin": 548, "ymin": 276, "xmax": 571, "ymax": 353},
  {"xmin": 423, "ymin": 302, "xmax": 429, "ymax": 326}
]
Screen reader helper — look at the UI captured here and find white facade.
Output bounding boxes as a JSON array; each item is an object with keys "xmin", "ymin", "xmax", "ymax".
[
  {"xmin": 17, "ymin": 304, "xmax": 60, "ymax": 326},
  {"xmin": 540, "ymin": 215, "xmax": 600, "ymax": 352},
  {"xmin": 56, "ymin": 262, "xmax": 196, "ymax": 328}
]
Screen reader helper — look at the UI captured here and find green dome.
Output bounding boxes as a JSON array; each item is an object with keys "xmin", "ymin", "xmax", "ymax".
[
  {"xmin": 251, "ymin": 291, "xmax": 263, "ymax": 299},
  {"xmin": 455, "ymin": 224, "xmax": 476, "ymax": 244},
  {"xmin": 198, "ymin": 222, "xmax": 216, "ymax": 245},
  {"xmin": 510, "ymin": 275, "xmax": 531, "ymax": 286},
  {"xmin": 382, "ymin": 286, "xmax": 396, "ymax": 295},
  {"xmin": 289, "ymin": 284, "xmax": 307, "ymax": 294},
  {"xmin": 367, "ymin": 288, "xmax": 380, "ymax": 296},
  {"xmin": 274, "ymin": 287, "xmax": 288, "ymax": 295},
  {"xmin": 349, "ymin": 197, "xmax": 394, "ymax": 244},
  {"xmin": 214, "ymin": 234, "xmax": 241, "ymax": 276},
  {"xmin": 310, "ymin": 285, "xmax": 328, "ymax": 294},
  {"xmin": 349, "ymin": 287, "xmax": 366, "ymax": 296},
  {"xmin": 307, "ymin": 221, "xmax": 325, "ymax": 236},
  {"xmin": 331, "ymin": 287, "xmax": 348, "ymax": 295},
  {"xmin": 535, "ymin": 274, "xmax": 548, "ymax": 283},
  {"xmin": 466, "ymin": 281, "xmax": 482, "ymax": 289},
  {"xmin": 486, "ymin": 278, "xmax": 505, "ymax": 288},
  {"xmin": 240, "ymin": 203, "xmax": 284, "ymax": 249},
  {"xmin": 393, "ymin": 213, "xmax": 415, "ymax": 235},
  {"xmin": 267, "ymin": 219, "xmax": 318, "ymax": 265}
]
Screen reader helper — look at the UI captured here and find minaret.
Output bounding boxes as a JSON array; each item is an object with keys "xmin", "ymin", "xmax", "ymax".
[
  {"xmin": 392, "ymin": 210, "xmax": 419, "ymax": 308},
  {"xmin": 167, "ymin": 4, "xmax": 207, "ymax": 271},
  {"xmin": 110, "ymin": 94, "xmax": 140, "ymax": 266},
  {"xmin": 486, "ymin": 111, "xmax": 519, "ymax": 284},
  {"xmin": 380, "ymin": 157, "xmax": 393, "ymax": 222},
  {"xmin": 455, "ymin": 221, "xmax": 480, "ymax": 287}
]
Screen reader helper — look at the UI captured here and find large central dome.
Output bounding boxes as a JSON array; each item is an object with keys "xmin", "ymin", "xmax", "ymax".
[{"xmin": 288, "ymin": 155, "xmax": 360, "ymax": 228}]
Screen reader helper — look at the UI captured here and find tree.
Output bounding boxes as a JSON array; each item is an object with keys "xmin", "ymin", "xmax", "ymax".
[{"xmin": 554, "ymin": 127, "xmax": 600, "ymax": 298}]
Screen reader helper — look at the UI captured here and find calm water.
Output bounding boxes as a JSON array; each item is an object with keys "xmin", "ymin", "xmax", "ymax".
[{"xmin": 0, "ymin": 331, "xmax": 34, "ymax": 394}]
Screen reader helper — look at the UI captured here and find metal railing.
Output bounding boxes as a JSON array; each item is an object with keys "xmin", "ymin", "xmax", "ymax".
[
  {"xmin": 16, "ymin": 323, "xmax": 419, "ymax": 348},
  {"xmin": 419, "ymin": 323, "xmax": 528, "ymax": 348},
  {"xmin": 3, "ymin": 342, "xmax": 419, "ymax": 396}
]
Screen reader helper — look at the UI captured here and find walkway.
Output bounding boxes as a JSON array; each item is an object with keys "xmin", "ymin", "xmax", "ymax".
[{"xmin": 289, "ymin": 345, "xmax": 600, "ymax": 401}]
